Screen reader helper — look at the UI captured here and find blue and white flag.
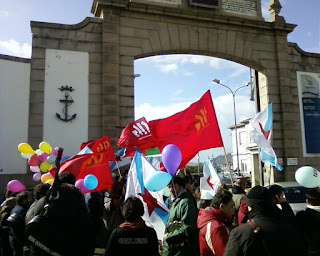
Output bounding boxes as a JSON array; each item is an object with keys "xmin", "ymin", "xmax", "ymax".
[
  {"xmin": 125, "ymin": 150, "xmax": 169, "ymax": 240},
  {"xmin": 200, "ymin": 159, "xmax": 221, "ymax": 199},
  {"xmin": 249, "ymin": 104, "xmax": 283, "ymax": 171}
]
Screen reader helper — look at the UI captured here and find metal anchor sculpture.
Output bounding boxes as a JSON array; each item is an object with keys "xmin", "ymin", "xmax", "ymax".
[{"xmin": 56, "ymin": 86, "xmax": 77, "ymax": 122}]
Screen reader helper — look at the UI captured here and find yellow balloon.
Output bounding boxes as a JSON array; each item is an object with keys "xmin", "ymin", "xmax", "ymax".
[
  {"xmin": 45, "ymin": 179, "xmax": 54, "ymax": 185},
  {"xmin": 41, "ymin": 173, "xmax": 54, "ymax": 184},
  {"xmin": 40, "ymin": 162, "xmax": 51, "ymax": 172},
  {"xmin": 39, "ymin": 141, "xmax": 52, "ymax": 154},
  {"xmin": 18, "ymin": 143, "xmax": 35, "ymax": 154}
]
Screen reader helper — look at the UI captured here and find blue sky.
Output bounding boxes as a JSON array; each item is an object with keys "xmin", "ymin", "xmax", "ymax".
[{"xmin": 1, "ymin": 0, "xmax": 319, "ymax": 162}]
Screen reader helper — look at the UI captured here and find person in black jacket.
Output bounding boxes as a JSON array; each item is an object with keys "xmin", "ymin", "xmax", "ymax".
[
  {"xmin": 295, "ymin": 188, "xmax": 320, "ymax": 256},
  {"xmin": 104, "ymin": 196, "xmax": 159, "ymax": 256},
  {"xmin": 224, "ymin": 185, "xmax": 305, "ymax": 256}
]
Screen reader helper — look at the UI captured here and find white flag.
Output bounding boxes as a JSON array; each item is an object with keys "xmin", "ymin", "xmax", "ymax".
[
  {"xmin": 248, "ymin": 104, "xmax": 283, "ymax": 171},
  {"xmin": 125, "ymin": 150, "xmax": 169, "ymax": 240},
  {"xmin": 200, "ymin": 159, "xmax": 221, "ymax": 200}
]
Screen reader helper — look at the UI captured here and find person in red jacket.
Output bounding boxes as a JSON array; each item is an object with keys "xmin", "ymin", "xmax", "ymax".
[{"xmin": 197, "ymin": 189, "xmax": 235, "ymax": 256}]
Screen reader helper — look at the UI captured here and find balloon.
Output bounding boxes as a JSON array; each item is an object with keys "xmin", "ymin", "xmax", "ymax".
[
  {"xmin": 162, "ymin": 185, "xmax": 171, "ymax": 197},
  {"xmin": 30, "ymin": 166, "xmax": 40, "ymax": 173},
  {"xmin": 84, "ymin": 174, "xmax": 98, "ymax": 190},
  {"xmin": 35, "ymin": 149, "xmax": 43, "ymax": 156},
  {"xmin": 28, "ymin": 154, "xmax": 39, "ymax": 166},
  {"xmin": 75, "ymin": 179, "xmax": 90, "ymax": 194},
  {"xmin": 46, "ymin": 155, "xmax": 56, "ymax": 164},
  {"xmin": 18, "ymin": 143, "xmax": 35, "ymax": 154},
  {"xmin": 21, "ymin": 153, "xmax": 33, "ymax": 159},
  {"xmin": 38, "ymin": 152, "xmax": 49, "ymax": 162},
  {"xmin": 161, "ymin": 144, "xmax": 182, "ymax": 176},
  {"xmin": 33, "ymin": 172, "xmax": 42, "ymax": 182},
  {"xmin": 40, "ymin": 161, "xmax": 51, "ymax": 172},
  {"xmin": 52, "ymin": 147, "xmax": 60, "ymax": 156},
  {"xmin": 145, "ymin": 171, "xmax": 172, "ymax": 192},
  {"xmin": 7, "ymin": 180, "xmax": 26, "ymax": 192},
  {"xmin": 39, "ymin": 141, "xmax": 52, "ymax": 154},
  {"xmin": 295, "ymin": 166, "xmax": 320, "ymax": 188},
  {"xmin": 46, "ymin": 179, "xmax": 54, "ymax": 185},
  {"xmin": 61, "ymin": 156, "xmax": 70, "ymax": 162},
  {"xmin": 41, "ymin": 173, "xmax": 54, "ymax": 184}
]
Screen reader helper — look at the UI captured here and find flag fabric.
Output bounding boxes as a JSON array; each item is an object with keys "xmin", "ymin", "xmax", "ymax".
[
  {"xmin": 125, "ymin": 150, "xmax": 169, "ymax": 240},
  {"xmin": 149, "ymin": 90, "xmax": 223, "ymax": 168},
  {"xmin": 117, "ymin": 117, "xmax": 159, "ymax": 157},
  {"xmin": 248, "ymin": 104, "xmax": 283, "ymax": 171},
  {"xmin": 109, "ymin": 148, "xmax": 132, "ymax": 171},
  {"xmin": 80, "ymin": 136, "xmax": 116, "ymax": 161},
  {"xmin": 51, "ymin": 152, "xmax": 114, "ymax": 192},
  {"xmin": 200, "ymin": 159, "xmax": 221, "ymax": 200}
]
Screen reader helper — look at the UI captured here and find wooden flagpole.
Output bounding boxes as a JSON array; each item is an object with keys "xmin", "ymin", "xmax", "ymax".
[{"xmin": 222, "ymin": 146, "xmax": 234, "ymax": 186}]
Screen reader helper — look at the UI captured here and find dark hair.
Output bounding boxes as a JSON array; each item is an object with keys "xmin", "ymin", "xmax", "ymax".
[
  {"xmin": 210, "ymin": 189, "xmax": 233, "ymax": 209},
  {"xmin": 33, "ymin": 183, "xmax": 50, "ymax": 200},
  {"xmin": 122, "ymin": 196, "xmax": 144, "ymax": 221},
  {"xmin": 306, "ymin": 188, "xmax": 320, "ymax": 206},
  {"xmin": 268, "ymin": 184, "xmax": 284, "ymax": 197},
  {"xmin": 16, "ymin": 191, "xmax": 31, "ymax": 206},
  {"xmin": 235, "ymin": 177, "xmax": 247, "ymax": 187},
  {"xmin": 59, "ymin": 172, "xmax": 76, "ymax": 185},
  {"xmin": 110, "ymin": 182, "xmax": 124, "ymax": 198},
  {"xmin": 172, "ymin": 176, "xmax": 185, "ymax": 187}
]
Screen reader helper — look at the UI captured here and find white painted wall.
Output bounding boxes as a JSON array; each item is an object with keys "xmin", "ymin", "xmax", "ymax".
[
  {"xmin": 43, "ymin": 49, "xmax": 89, "ymax": 157},
  {"xmin": 0, "ymin": 59, "xmax": 30, "ymax": 174}
]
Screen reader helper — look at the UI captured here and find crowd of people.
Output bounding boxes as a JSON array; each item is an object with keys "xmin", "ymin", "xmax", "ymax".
[{"xmin": 0, "ymin": 171, "xmax": 319, "ymax": 256}]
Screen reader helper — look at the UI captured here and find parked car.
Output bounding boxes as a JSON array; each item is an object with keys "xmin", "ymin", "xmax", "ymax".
[{"xmin": 267, "ymin": 181, "xmax": 308, "ymax": 214}]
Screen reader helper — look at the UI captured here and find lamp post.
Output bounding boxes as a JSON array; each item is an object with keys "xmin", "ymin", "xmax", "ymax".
[{"xmin": 212, "ymin": 79, "xmax": 251, "ymax": 176}]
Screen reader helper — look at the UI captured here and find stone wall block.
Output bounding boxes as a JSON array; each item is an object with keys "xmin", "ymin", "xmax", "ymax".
[
  {"xmin": 226, "ymin": 30, "xmax": 236, "ymax": 56},
  {"xmin": 189, "ymin": 26, "xmax": 199, "ymax": 50},
  {"xmin": 179, "ymin": 25, "xmax": 190, "ymax": 50},
  {"xmin": 217, "ymin": 29, "xmax": 227, "ymax": 54},
  {"xmin": 102, "ymin": 74, "xmax": 120, "ymax": 85},
  {"xmin": 159, "ymin": 24, "xmax": 172, "ymax": 51},
  {"xmin": 120, "ymin": 85, "xmax": 134, "ymax": 97},
  {"xmin": 168, "ymin": 24, "xmax": 180, "ymax": 50}
]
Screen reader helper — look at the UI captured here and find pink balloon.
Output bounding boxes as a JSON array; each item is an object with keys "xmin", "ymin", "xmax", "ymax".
[
  {"xmin": 28, "ymin": 154, "xmax": 39, "ymax": 166},
  {"xmin": 38, "ymin": 152, "xmax": 49, "ymax": 162},
  {"xmin": 7, "ymin": 180, "xmax": 26, "ymax": 192},
  {"xmin": 75, "ymin": 179, "xmax": 90, "ymax": 194},
  {"xmin": 33, "ymin": 172, "xmax": 42, "ymax": 182},
  {"xmin": 30, "ymin": 166, "xmax": 40, "ymax": 173},
  {"xmin": 52, "ymin": 147, "xmax": 60, "ymax": 156}
]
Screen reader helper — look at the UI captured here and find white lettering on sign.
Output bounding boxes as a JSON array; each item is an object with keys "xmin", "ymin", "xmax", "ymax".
[{"xmin": 222, "ymin": 0, "xmax": 257, "ymax": 17}]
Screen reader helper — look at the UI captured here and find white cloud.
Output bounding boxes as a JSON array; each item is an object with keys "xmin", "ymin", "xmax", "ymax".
[
  {"xmin": 173, "ymin": 89, "xmax": 183, "ymax": 96},
  {"xmin": 261, "ymin": 0, "xmax": 271, "ymax": 20},
  {"xmin": 227, "ymin": 66, "xmax": 249, "ymax": 79},
  {"xmin": 0, "ymin": 39, "xmax": 31, "ymax": 58},
  {"xmin": 158, "ymin": 63, "xmax": 178, "ymax": 73},
  {"xmin": 0, "ymin": 10, "xmax": 9, "ymax": 17},
  {"xmin": 183, "ymin": 71, "xmax": 194, "ymax": 76}
]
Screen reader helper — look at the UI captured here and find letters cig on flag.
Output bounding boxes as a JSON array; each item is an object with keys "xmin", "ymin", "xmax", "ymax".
[
  {"xmin": 248, "ymin": 104, "xmax": 283, "ymax": 171},
  {"xmin": 200, "ymin": 159, "xmax": 221, "ymax": 200},
  {"xmin": 125, "ymin": 150, "xmax": 169, "ymax": 240},
  {"xmin": 149, "ymin": 90, "xmax": 223, "ymax": 168},
  {"xmin": 117, "ymin": 117, "xmax": 159, "ymax": 157}
]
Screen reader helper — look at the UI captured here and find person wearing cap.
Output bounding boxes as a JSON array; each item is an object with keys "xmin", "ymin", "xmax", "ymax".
[
  {"xmin": 224, "ymin": 185, "xmax": 305, "ymax": 256},
  {"xmin": 295, "ymin": 188, "xmax": 320, "ymax": 256},
  {"xmin": 197, "ymin": 189, "xmax": 234, "ymax": 256}
]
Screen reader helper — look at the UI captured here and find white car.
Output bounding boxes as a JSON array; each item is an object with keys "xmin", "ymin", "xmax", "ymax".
[{"xmin": 267, "ymin": 181, "xmax": 308, "ymax": 214}]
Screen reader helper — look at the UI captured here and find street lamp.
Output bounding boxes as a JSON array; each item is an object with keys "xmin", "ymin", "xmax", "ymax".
[{"xmin": 212, "ymin": 79, "xmax": 251, "ymax": 176}]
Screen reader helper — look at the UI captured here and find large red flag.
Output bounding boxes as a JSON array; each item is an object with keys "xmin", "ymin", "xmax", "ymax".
[
  {"xmin": 149, "ymin": 90, "xmax": 223, "ymax": 168},
  {"xmin": 80, "ymin": 136, "xmax": 116, "ymax": 161},
  {"xmin": 117, "ymin": 117, "xmax": 159, "ymax": 156}
]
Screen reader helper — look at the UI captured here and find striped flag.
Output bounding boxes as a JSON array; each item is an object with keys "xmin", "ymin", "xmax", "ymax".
[{"xmin": 200, "ymin": 159, "xmax": 221, "ymax": 200}]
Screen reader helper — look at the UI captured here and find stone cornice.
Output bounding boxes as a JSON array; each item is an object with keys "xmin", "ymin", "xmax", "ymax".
[{"xmin": 289, "ymin": 42, "xmax": 320, "ymax": 58}]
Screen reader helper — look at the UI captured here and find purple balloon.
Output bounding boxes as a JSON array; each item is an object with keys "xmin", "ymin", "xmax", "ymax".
[
  {"xmin": 30, "ymin": 166, "xmax": 40, "ymax": 173},
  {"xmin": 75, "ymin": 179, "xmax": 90, "ymax": 194},
  {"xmin": 38, "ymin": 152, "xmax": 49, "ymax": 162},
  {"xmin": 161, "ymin": 144, "xmax": 182, "ymax": 176},
  {"xmin": 33, "ymin": 172, "xmax": 42, "ymax": 182},
  {"xmin": 7, "ymin": 180, "xmax": 26, "ymax": 193}
]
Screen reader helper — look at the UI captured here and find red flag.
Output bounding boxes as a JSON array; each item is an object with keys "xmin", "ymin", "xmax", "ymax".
[
  {"xmin": 51, "ymin": 152, "xmax": 113, "ymax": 192},
  {"xmin": 80, "ymin": 136, "xmax": 116, "ymax": 161},
  {"xmin": 117, "ymin": 117, "xmax": 158, "ymax": 157},
  {"xmin": 149, "ymin": 90, "xmax": 223, "ymax": 168}
]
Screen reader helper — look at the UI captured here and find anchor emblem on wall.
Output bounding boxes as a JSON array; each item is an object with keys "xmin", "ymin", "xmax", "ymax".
[{"xmin": 56, "ymin": 85, "xmax": 77, "ymax": 122}]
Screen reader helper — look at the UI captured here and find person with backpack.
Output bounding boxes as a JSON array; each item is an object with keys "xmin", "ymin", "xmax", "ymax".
[{"xmin": 224, "ymin": 185, "xmax": 305, "ymax": 256}]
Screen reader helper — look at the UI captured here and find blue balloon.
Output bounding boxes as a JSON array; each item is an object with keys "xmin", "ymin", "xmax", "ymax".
[
  {"xmin": 84, "ymin": 174, "xmax": 98, "ymax": 190},
  {"xmin": 61, "ymin": 156, "xmax": 70, "ymax": 162},
  {"xmin": 295, "ymin": 166, "xmax": 320, "ymax": 188},
  {"xmin": 145, "ymin": 171, "xmax": 172, "ymax": 192}
]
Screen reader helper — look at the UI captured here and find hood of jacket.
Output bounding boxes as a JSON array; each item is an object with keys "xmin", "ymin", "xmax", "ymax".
[
  {"xmin": 232, "ymin": 185, "xmax": 246, "ymax": 195},
  {"xmin": 197, "ymin": 206, "xmax": 232, "ymax": 229}
]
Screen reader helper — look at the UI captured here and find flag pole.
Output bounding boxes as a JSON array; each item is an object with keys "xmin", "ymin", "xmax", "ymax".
[
  {"xmin": 115, "ymin": 160, "xmax": 121, "ymax": 177},
  {"xmin": 222, "ymin": 146, "xmax": 234, "ymax": 186}
]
